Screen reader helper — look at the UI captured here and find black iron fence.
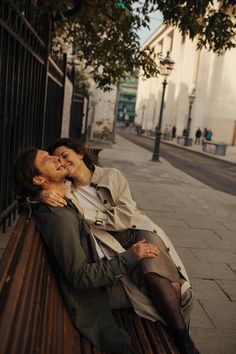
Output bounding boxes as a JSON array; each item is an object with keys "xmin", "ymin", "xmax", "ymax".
[{"xmin": 0, "ymin": 0, "xmax": 67, "ymax": 231}]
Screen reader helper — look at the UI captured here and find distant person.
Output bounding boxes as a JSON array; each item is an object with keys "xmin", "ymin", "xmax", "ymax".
[
  {"xmin": 171, "ymin": 126, "xmax": 176, "ymax": 140},
  {"xmin": 195, "ymin": 128, "xmax": 202, "ymax": 145},
  {"xmin": 136, "ymin": 123, "xmax": 142, "ymax": 135},
  {"xmin": 206, "ymin": 129, "xmax": 213, "ymax": 141},
  {"xmin": 182, "ymin": 128, "xmax": 187, "ymax": 137}
]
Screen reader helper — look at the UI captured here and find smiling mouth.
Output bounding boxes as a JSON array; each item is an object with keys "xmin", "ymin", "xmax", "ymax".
[{"xmin": 64, "ymin": 163, "xmax": 72, "ymax": 169}]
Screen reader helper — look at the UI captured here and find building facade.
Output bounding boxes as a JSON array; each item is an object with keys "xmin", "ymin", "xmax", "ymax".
[
  {"xmin": 116, "ymin": 76, "xmax": 138, "ymax": 128},
  {"xmin": 136, "ymin": 24, "xmax": 236, "ymax": 144},
  {"xmin": 86, "ymin": 82, "xmax": 117, "ymax": 142}
]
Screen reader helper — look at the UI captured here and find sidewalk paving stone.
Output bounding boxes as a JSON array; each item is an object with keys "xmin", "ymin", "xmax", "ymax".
[
  {"xmin": 191, "ymin": 328, "xmax": 236, "ymax": 354},
  {"xmin": 190, "ymin": 248, "xmax": 236, "ymax": 264},
  {"xmin": 191, "ymin": 279, "xmax": 229, "ymax": 301},
  {"xmin": 199, "ymin": 297, "xmax": 236, "ymax": 329},
  {"xmin": 190, "ymin": 300, "xmax": 215, "ymax": 329},
  {"xmin": 184, "ymin": 261, "xmax": 236, "ymax": 280},
  {"xmin": 216, "ymin": 280, "xmax": 236, "ymax": 302}
]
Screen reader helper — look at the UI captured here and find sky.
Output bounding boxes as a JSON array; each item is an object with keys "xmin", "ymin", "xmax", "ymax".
[{"xmin": 138, "ymin": 12, "xmax": 163, "ymax": 45}]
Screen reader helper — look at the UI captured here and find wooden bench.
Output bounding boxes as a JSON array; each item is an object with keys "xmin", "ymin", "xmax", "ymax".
[{"xmin": 0, "ymin": 213, "xmax": 179, "ymax": 354}]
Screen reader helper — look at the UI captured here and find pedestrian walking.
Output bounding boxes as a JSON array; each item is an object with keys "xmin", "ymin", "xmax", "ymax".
[
  {"xmin": 171, "ymin": 126, "xmax": 176, "ymax": 140},
  {"xmin": 195, "ymin": 128, "xmax": 202, "ymax": 145},
  {"xmin": 206, "ymin": 129, "xmax": 213, "ymax": 141}
]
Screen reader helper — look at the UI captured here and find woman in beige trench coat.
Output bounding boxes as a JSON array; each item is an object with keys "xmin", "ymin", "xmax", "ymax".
[{"xmin": 43, "ymin": 138, "xmax": 199, "ymax": 354}]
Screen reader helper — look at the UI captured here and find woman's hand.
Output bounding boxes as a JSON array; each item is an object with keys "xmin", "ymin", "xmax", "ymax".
[
  {"xmin": 40, "ymin": 190, "xmax": 67, "ymax": 207},
  {"xmin": 131, "ymin": 239, "xmax": 160, "ymax": 260}
]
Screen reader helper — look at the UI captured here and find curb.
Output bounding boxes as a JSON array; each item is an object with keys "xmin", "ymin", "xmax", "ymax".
[{"xmin": 139, "ymin": 134, "xmax": 236, "ymax": 167}]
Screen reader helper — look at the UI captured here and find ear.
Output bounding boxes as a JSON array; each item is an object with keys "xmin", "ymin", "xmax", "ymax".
[
  {"xmin": 78, "ymin": 153, "xmax": 84, "ymax": 160},
  {"xmin": 33, "ymin": 175, "xmax": 45, "ymax": 186}
]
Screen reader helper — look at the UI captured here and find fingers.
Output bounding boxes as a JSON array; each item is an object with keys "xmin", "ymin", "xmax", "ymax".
[
  {"xmin": 49, "ymin": 192, "xmax": 67, "ymax": 207},
  {"xmin": 133, "ymin": 239, "xmax": 146, "ymax": 247},
  {"xmin": 145, "ymin": 243, "xmax": 160, "ymax": 256},
  {"xmin": 50, "ymin": 200, "xmax": 67, "ymax": 207},
  {"xmin": 41, "ymin": 190, "xmax": 67, "ymax": 207},
  {"xmin": 131, "ymin": 241, "xmax": 160, "ymax": 260}
]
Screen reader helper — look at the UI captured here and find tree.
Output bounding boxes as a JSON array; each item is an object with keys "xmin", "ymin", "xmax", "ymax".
[{"xmin": 41, "ymin": 0, "xmax": 236, "ymax": 89}]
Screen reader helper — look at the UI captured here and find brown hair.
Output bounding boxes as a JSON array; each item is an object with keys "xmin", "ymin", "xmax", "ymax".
[
  {"xmin": 48, "ymin": 138, "xmax": 97, "ymax": 171},
  {"xmin": 13, "ymin": 147, "xmax": 41, "ymax": 198}
]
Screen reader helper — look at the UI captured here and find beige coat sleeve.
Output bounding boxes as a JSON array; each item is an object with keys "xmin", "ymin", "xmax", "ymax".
[{"xmin": 83, "ymin": 169, "xmax": 137, "ymax": 231}]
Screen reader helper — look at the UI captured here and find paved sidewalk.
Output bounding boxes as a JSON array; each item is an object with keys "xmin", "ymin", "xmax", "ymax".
[{"xmin": 100, "ymin": 135, "xmax": 236, "ymax": 354}]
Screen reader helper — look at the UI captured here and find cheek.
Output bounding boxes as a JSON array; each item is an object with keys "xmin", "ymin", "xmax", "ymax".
[{"xmin": 59, "ymin": 156, "xmax": 67, "ymax": 164}]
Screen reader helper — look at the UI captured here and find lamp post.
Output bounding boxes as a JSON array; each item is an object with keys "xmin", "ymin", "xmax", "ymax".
[
  {"xmin": 184, "ymin": 89, "xmax": 196, "ymax": 146},
  {"xmin": 141, "ymin": 104, "xmax": 146, "ymax": 127},
  {"xmin": 152, "ymin": 52, "xmax": 175, "ymax": 161}
]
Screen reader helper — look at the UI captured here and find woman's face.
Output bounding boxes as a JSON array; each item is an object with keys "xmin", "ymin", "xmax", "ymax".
[{"xmin": 53, "ymin": 146, "xmax": 83, "ymax": 177}]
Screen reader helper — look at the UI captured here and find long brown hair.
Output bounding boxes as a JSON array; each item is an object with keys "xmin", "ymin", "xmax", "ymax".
[{"xmin": 48, "ymin": 138, "xmax": 97, "ymax": 171}]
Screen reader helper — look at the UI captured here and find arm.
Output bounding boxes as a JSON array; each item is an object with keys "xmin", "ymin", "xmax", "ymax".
[{"xmin": 83, "ymin": 169, "xmax": 137, "ymax": 230}]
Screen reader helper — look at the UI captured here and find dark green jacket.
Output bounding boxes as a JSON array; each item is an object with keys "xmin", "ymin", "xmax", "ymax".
[{"xmin": 33, "ymin": 199, "xmax": 138, "ymax": 354}]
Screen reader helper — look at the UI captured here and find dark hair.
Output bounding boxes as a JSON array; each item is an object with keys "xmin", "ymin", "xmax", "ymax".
[
  {"xmin": 13, "ymin": 147, "xmax": 41, "ymax": 198},
  {"xmin": 48, "ymin": 138, "xmax": 97, "ymax": 171}
]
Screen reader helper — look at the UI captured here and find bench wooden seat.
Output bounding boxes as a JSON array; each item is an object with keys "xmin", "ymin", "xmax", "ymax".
[{"xmin": 0, "ymin": 213, "xmax": 179, "ymax": 354}]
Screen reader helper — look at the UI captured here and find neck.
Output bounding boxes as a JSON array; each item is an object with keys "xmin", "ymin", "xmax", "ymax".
[
  {"xmin": 73, "ymin": 162, "xmax": 93, "ymax": 186},
  {"xmin": 43, "ymin": 181, "xmax": 66, "ymax": 196}
]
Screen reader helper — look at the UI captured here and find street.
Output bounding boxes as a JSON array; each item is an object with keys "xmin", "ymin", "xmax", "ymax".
[{"xmin": 119, "ymin": 131, "xmax": 236, "ymax": 196}]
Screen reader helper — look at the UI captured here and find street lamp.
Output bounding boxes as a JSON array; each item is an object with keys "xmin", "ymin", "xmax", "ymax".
[
  {"xmin": 152, "ymin": 52, "xmax": 175, "ymax": 161},
  {"xmin": 141, "ymin": 104, "xmax": 146, "ymax": 127},
  {"xmin": 184, "ymin": 89, "xmax": 196, "ymax": 146}
]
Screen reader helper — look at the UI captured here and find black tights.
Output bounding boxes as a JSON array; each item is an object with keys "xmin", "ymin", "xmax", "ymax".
[{"xmin": 145, "ymin": 272, "xmax": 186, "ymax": 335}]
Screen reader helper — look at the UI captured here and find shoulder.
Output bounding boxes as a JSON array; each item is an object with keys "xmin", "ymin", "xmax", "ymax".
[
  {"xmin": 33, "ymin": 203, "xmax": 79, "ymax": 227},
  {"xmin": 93, "ymin": 166, "xmax": 125, "ymax": 184},
  {"xmin": 102, "ymin": 167, "xmax": 124, "ymax": 178}
]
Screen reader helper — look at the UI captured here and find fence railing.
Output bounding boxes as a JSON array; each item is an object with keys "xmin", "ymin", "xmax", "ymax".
[{"xmin": 0, "ymin": 0, "xmax": 67, "ymax": 231}]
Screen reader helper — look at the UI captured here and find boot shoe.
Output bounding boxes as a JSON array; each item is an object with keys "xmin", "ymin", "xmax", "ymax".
[{"xmin": 175, "ymin": 330, "xmax": 200, "ymax": 354}]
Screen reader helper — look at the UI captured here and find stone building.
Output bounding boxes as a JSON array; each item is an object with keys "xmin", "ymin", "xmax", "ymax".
[
  {"xmin": 136, "ymin": 24, "xmax": 236, "ymax": 144},
  {"xmin": 116, "ymin": 76, "xmax": 138, "ymax": 128}
]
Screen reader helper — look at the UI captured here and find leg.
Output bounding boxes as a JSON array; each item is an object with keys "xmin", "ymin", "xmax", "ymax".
[
  {"xmin": 145, "ymin": 272, "xmax": 185, "ymax": 333},
  {"xmin": 134, "ymin": 231, "xmax": 199, "ymax": 354}
]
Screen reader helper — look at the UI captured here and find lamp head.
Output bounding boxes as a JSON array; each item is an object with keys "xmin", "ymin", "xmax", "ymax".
[
  {"xmin": 189, "ymin": 89, "xmax": 196, "ymax": 104},
  {"xmin": 160, "ymin": 52, "xmax": 175, "ymax": 77}
]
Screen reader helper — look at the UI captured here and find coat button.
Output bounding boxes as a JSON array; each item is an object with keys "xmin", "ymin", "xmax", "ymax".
[
  {"xmin": 132, "ymin": 225, "xmax": 136, "ymax": 229},
  {"xmin": 103, "ymin": 200, "xmax": 108, "ymax": 204},
  {"xmin": 177, "ymin": 266, "xmax": 181, "ymax": 271},
  {"xmin": 166, "ymin": 247, "xmax": 170, "ymax": 252},
  {"xmin": 153, "ymin": 229, "xmax": 157, "ymax": 233}
]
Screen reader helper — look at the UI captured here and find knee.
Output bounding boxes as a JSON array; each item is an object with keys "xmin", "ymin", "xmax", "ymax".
[{"xmin": 172, "ymin": 281, "xmax": 181, "ymax": 298}]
